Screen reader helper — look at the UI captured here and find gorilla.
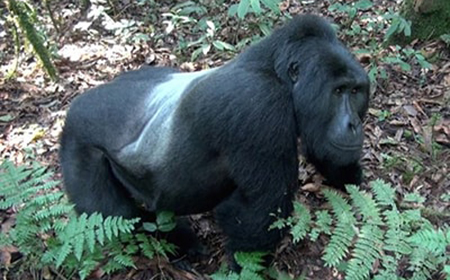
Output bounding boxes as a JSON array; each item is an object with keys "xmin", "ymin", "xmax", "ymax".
[{"xmin": 60, "ymin": 14, "xmax": 369, "ymax": 266}]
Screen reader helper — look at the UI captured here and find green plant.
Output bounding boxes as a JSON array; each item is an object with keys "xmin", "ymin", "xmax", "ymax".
[
  {"xmin": 211, "ymin": 252, "xmax": 267, "ymax": 280},
  {"xmin": 274, "ymin": 180, "xmax": 450, "ymax": 280},
  {"xmin": 5, "ymin": 0, "xmax": 57, "ymax": 80},
  {"xmin": 384, "ymin": 9, "xmax": 412, "ymax": 41},
  {"xmin": 230, "ymin": 0, "xmax": 281, "ymax": 20},
  {"xmin": 328, "ymin": 0, "xmax": 373, "ymax": 27},
  {"xmin": 382, "ymin": 46, "xmax": 432, "ymax": 74},
  {"xmin": 186, "ymin": 19, "xmax": 236, "ymax": 61},
  {"xmin": 0, "ymin": 160, "xmax": 175, "ymax": 279},
  {"xmin": 440, "ymin": 34, "xmax": 450, "ymax": 45},
  {"xmin": 376, "ymin": 109, "xmax": 392, "ymax": 122}
]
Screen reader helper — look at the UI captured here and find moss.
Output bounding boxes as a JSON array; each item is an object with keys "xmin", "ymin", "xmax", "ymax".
[{"xmin": 389, "ymin": 0, "xmax": 450, "ymax": 45}]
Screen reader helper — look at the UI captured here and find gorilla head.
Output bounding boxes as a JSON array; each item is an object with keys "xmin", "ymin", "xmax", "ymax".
[
  {"xmin": 60, "ymin": 14, "xmax": 369, "ymax": 268},
  {"xmin": 267, "ymin": 16, "xmax": 370, "ymax": 188}
]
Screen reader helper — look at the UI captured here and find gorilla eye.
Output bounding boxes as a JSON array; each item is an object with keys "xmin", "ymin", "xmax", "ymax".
[
  {"xmin": 351, "ymin": 88, "xmax": 358, "ymax": 94},
  {"xmin": 335, "ymin": 87, "xmax": 344, "ymax": 94},
  {"xmin": 288, "ymin": 63, "xmax": 299, "ymax": 82}
]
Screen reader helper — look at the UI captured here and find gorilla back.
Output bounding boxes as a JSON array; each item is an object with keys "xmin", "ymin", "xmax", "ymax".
[{"xmin": 60, "ymin": 14, "xmax": 369, "ymax": 258}]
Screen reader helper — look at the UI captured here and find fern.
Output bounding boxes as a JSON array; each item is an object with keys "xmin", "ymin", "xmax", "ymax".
[
  {"xmin": 345, "ymin": 185, "xmax": 385, "ymax": 279},
  {"xmin": 322, "ymin": 189, "xmax": 357, "ymax": 266},
  {"xmin": 309, "ymin": 210, "xmax": 332, "ymax": 242},
  {"xmin": 409, "ymin": 228, "xmax": 448, "ymax": 255},
  {"xmin": 278, "ymin": 180, "xmax": 449, "ymax": 280},
  {"xmin": 45, "ymin": 212, "xmax": 140, "ymax": 268},
  {"xmin": 290, "ymin": 202, "xmax": 312, "ymax": 243},
  {"xmin": 0, "ymin": 161, "xmax": 176, "ymax": 280},
  {"xmin": 347, "ymin": 185, "xmax": 383, "ymax": 225},
  {"xmin": 211, "ymin": 252, "xmax": 267, "ymax": 280},
  {"xmin": 345, "ymin": 224, "xmax": 383, "ymax": 280},
  {"xmin": 371, "ymin": 179, "xmax": 396, "ymax": 206}
]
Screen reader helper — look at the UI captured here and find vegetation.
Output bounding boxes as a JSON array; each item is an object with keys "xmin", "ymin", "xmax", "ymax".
[
  {"xmin": 0, "ymin": 161, "xmax": 175, "ymax": 280},
  {"xmin": 5, "ymin": 0, "xmax": 57, "ymax": 80},
  {"xmin": 1, "ymin": 163, "xmax": 448, "ymax": 280},
  {"xmin": 389, "ymin": 0, "xmax": 450, "ymax": 44},
  {"xmin": 272, "ymin": 180, "xmax": 450, "ymax": 280}
]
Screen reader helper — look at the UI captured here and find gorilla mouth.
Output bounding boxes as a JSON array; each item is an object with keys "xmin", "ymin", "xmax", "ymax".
[{"xmin": 330, "ymin": 141, "xmax": 362, "ymax": 151}]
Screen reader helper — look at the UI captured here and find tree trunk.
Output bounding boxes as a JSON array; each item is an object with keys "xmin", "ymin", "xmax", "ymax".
[{"xmin": 390, "ymin": 0, "xmax": 450, "ymax": 45}]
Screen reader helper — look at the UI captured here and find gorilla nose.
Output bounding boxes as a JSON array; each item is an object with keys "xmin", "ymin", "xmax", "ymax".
[
  {"xmin": 348, "ymin": 117, "xmax": 361, "ymax": 136},
  {"xmin": 339, "ymin": 113, "xmax": 361, "ymax": 136}
]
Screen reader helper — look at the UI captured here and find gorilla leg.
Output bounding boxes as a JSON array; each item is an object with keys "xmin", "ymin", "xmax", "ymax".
[
  {"xmin": 60, "ymin": 139, "xmax": 142, "ymax": 218},
  {"xmin": 214, "ymin": 190, "xmax": 291, "ymax": 269},
  {"xmin": 165, "ymin": 217, "xmax": 208, "ymax": 269}
]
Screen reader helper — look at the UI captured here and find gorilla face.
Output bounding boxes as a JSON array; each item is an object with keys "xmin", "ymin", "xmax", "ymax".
[{"xmin": 283, "ymin": 38, "xmax": 370, "ymax": 184}]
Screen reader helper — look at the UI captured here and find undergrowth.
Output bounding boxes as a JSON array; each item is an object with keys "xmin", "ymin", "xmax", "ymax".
[
  {"xmin": 0, "ymin": 160, "xmax": 175, "ymax": 279},
  {"xmin": 272, "ymin": 180, "xmax": 450, "ymax": 280},
  {"xmin": 1, "ymin": 160, "xmax": 448, "ymax": 280}
]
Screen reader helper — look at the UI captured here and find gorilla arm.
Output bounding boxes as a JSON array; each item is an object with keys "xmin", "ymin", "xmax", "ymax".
[{"xmin": 179, "ymin": 68, "xmax": 300, "ymax": 253}]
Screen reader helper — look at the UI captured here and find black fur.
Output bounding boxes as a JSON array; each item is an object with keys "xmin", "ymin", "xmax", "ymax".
[{"xmin": 60, "ymin": 14, "xmax": 369, "ymax": 267}]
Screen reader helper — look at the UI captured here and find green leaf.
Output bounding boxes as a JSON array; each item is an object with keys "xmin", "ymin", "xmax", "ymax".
[
  {"xmin": 261, "ymin": 0, "xmax": 280, "ymax": 13},
  {"xmin": 417, "ymin": 58, "xmax": 432, "ymax": 69},
  {"xmin": 143, "ymin": 222, "xmax": 158, "ymax": 232},
  {"xmin": 56, "ymin": 242, "xmax": 72, "ymax": 268},
  {"xmin": 212, "ymin": 40, "xmax": 235, "ymax": 51},
  {"xmin": 440, "ymin": 34, "xmax": 450, "ymax": 44},
  {"xmin": 404, "ymin": 192, "xmax": 426, "ymax": 204},
  {"xmin": 328, "ymin": 3, "xmax": 342, "ymax": 12},
  {"xmin": 349, "ymin": 7, "xmax": 357, "ymax": 18},
  {"xmin": 250, "ymin": 0, "xmax": 262, "ymax": 14},
  {"xmin": 404, "ymin": 21, "xmax": 412, "ymax": 36},
  {"xmin": 104, "ymin": 216, "xmax": 113, "ymax": 240},
  {"xmin": 238, "ymin": 0, "xmax": 251, "ymax": 19},
  {"xmin": 290, "ymin": 202, "xmax": 311, "ymax": 243},
  {"xmin": 0, "ymin": 114, "xmax": 15, "ymax": 122},
  {"xmin": 234, "ymin": 251, "xmax": 267, "ymax": 272},
  {"xmin": 258, "ymin": 23, "xmax": 271, "ymax": 36},
  {"xmin": 385, "ymin": 20, "xmax": 399, "ymax": 39},
  {"xmin": 156, "ymin": 211, "xmax": 176, "ymax": 232},
  {"xmin": 228, "ymin": 4, "xmax": 239, "ymax": 17},
  {"xmin": 354, "ymin": 0, "xmax": 373, "ymax": 10}
]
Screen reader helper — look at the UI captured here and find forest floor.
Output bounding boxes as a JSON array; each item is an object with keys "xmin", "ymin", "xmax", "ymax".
[{"xmin": 0, "ymin": 0, "xmax": 449, "ymax": 279}]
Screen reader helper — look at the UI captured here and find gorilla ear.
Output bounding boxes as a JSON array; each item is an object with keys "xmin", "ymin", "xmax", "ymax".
[{"xmin": 288, "ymin": 62, "xmax": 299, "ymax": 82}]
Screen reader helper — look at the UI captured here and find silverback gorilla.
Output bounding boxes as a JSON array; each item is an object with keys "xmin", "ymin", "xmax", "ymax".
[{"xmin": 60, "ymin": 14, "xmax": 369, "ymax": 266}]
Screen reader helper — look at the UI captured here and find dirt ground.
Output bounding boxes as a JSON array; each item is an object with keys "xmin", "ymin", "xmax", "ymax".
[{"xmin": 0, "ymin": 0, "xmax": 449, "ymax": 279}]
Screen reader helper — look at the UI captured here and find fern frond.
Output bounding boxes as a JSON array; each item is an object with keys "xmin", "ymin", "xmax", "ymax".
[
  {"xmin": 104, "ymin": 216, "xmax": 114, "ymax": 240},
  {"xmin": 78, "ymin": 259, "xmax": 100, "ymax": 280},
  {"xmin": 136, "ymin": 233, "xmax": 156, "ymax": 259},
  {"xmin": 409, "ymin": 249, "xmax": 438, "ymax": 280},
  {"xmin": 323, "ymin": 189, "xmax": 356, "ymax": 224},
  {"xmin": 35, "ymin": 204, "xmax": 74, "ymax": 221},
  {"xmin": 234, "ymin": 251, "xmax": 266, "ymax": 272},
  {"xmin": 73, "ymin": 214, "xmax": 88, "ymax": 261},
  {"xmin": 112, "ymin": 254, "xmax": 136, "ymax": 269},
  {"xmin": 383, "ymin": 209, "xmax": 412, "ymax": 255},
  {"xmin": 322, "ymin": 220, "xmax": 355, "ymax": 266},
  {"xmin": 372, "ymin": 255, "xmax": 402, "ymax": 280},
  {"xmin": 345, "ymin": 224, "xmax": 384, "ymax": 280},
  {"xmin": 347, "ymin": 185, "xmax": 383, "ymax": 225},
  {"xmin": 0, "ymin": 161, "xmax": 53, "ymax": 209},
  {"xmin": 290, "ymin": 201, "xmax": 311, "ymax": 243},
  {"xmin": 322, "ymin": 189, "xmax": 357, "ymax": 267},
  {"xmin": 239, "ymin": 270, "xmax": 265, "ymax": 280},
  {"xmin": 309, "ymin": 210, "xmax": 332, "ymax": 242},
  {"xmin": 56, "ymin": 242, "xmax": 73, "ymax": 268},
  {"xmin": 408, "ymin": 228, "xmax": 448, "ymax": 255},
  {"xmin": 371, "ymin": 179, "xmax": 396, "ymax": 206}
]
